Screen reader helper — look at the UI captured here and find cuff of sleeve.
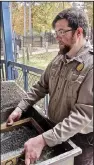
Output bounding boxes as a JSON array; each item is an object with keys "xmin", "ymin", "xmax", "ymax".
[
  {"xmin": 42, "ymin": 129, "xmax": 62, "ymax": 147},
  {"xmin": 17, "ymin": 100, "xmax": 30, "ymax": 112}
]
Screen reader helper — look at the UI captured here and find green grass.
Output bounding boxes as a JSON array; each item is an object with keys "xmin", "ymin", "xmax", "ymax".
[{"xmin": 17, "ymin": 51, "xmax": 58, "ymax": 70}]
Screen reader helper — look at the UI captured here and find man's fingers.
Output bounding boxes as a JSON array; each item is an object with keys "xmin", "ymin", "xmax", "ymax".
[
  {"xmin": 24, "ymin": 135, "xmax": 45, "ymax": 165},
  {"xmin": 25, "ymin": 152, "xmax": 30, "ymax": 165},
  {"xmin": 30, "ymin": 152, "xmax": 37, "ymax": 162},
  {"xmin": 6, "ymin": 118, "xmax": 14, "ymax": 126},
  {"xmin": 6, "ymin": 108, "xmax": 22, "ymax": 127},
  {"xmin": 25, "ymin": 158, "xmax": 30, "ymax": 165},
  {"xmin": 25, "ymin": 151, "xmax": 37, "ymax": 165}
]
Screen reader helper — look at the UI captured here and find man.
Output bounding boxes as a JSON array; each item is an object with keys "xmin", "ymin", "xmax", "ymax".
[{"xmin": 7, "ymin": 8, "xmax": 93, "ymax": 165}]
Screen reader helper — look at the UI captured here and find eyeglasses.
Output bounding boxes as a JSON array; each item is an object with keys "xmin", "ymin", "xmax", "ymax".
[{"xmin": 53, "ymin": 29, "xmax": 73, "ymax": 37}]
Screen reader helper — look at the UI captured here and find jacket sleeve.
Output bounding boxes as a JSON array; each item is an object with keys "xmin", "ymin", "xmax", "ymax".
[
  {"xmin": 42, "ymin": 68, "xmax": 93, "ymax": 147},
  {"xmin": 17, "ymin": 62, "xmax": 52, "ymax": 111}
]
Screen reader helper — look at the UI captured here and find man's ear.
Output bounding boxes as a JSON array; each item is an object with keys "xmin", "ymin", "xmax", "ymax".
[{"xmin": 76, "ymin": 27, "xmax": 83, "ymax": 37}]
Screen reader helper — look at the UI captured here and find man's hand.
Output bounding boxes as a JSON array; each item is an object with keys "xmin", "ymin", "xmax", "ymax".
[
  {"xmin": 24, "ymin": 135, "xmax": 46, "ymax": 165},
  {"xmin": 6, "ymin": 107, "xmax": 22, "ymax": 126}
]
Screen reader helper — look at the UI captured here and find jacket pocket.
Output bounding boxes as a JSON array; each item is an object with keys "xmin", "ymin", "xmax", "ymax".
[{"xmin": 67, "ymin": 75, "xmax": 85, "ymax": 99}]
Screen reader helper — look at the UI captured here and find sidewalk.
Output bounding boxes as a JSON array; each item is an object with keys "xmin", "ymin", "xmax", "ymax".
[{"xmin": 18, "ymin": 46, "xmax": 59, "ymax": 57}]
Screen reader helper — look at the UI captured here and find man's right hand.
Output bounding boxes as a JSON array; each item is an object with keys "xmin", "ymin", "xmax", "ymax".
[{"xmin": 6, "ymin": 107, "xmax": 22, "ymax": 126}]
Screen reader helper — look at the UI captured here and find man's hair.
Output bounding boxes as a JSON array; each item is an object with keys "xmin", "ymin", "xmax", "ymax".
[{"xmin": 52, "ymin": 8, "xmax": 89, "ymax": 37}]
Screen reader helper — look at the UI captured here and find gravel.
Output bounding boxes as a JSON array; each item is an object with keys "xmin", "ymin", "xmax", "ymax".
[
  {"xmin": 1, "ymin": 81, "xmax": 27, "ymax": 123},
  {"xmin": 1, "ymin": 125, "xmax": 56, "ymax": 163},
  {"xmin": 1, "ymin": 126, "xmax": 38, "ymax": 161},
  {"xmin": 1, "ymin": 81, "xmax": 27, "ymax": 112}
]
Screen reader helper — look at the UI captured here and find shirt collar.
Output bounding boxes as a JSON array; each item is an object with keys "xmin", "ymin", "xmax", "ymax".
[{"xmin": 64, "ymin": 42, "xmax": 92, "ymax": 64}]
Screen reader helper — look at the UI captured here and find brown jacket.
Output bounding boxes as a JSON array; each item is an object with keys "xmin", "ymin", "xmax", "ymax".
[{"xmin": 18, "ymin": 43, "xmax": 93, "ymax": 147}]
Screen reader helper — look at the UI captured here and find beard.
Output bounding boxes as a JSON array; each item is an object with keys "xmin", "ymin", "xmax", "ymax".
[
  {"xmin": 58, "ymin": 33, "xmax": 76, "ymax": 55},
  {"xmin": 59, "ymin": 44, "xmax": 70, "ymax": 55}
]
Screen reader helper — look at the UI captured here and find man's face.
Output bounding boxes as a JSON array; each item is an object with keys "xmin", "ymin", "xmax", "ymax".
[{"xmin": 54, "ymin": 19, "xmax": 77, "ymax": 54}]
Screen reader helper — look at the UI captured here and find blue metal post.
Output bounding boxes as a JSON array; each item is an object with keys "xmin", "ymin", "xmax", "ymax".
[{"xmin": 2, "ymin": 2, "xmax": 14, "ymax": 80}]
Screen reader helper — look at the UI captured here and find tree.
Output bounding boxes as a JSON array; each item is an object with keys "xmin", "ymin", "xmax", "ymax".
[
  {"xmin": 12, "ymin": 2, "xmax": 93, "ymax": 35},
  {"xmin": 84, "ymin": 2, "xmax": 93, "ymax": 26},
  {"xmin": 12, "ymin": 2, "xmax": 72, "ymax": 35}
]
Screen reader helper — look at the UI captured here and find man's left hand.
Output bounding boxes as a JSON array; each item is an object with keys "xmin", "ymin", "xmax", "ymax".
[{"xmin": 24, "ymin": 135, "xmax": 46, "ymax": 165}]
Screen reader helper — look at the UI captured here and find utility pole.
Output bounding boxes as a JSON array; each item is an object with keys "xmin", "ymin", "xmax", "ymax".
[
  {"xmin": 23, "ymin": 2, "xmax": 27, "ymax": 64},
  {"xmin": 28, "ymin": 2, "xmax": 33, "ymax": 57},
  {"xmin": 24, "ymin": 2, "xmax": 26, "ymax": 37},
  {"xmin": 9, "ymin": 2, "xmax": 17, "ymax": 62},
  {"xmin": 63, "ymin": 2, "xmax": 64, "ymax": 9},
  {"xmin": 10, "ymin": 2, "xmax": 17, "ymax": 62},
  {"xmin": 29, "ymin": 2, "xmax": 32, "ymax": 36}
]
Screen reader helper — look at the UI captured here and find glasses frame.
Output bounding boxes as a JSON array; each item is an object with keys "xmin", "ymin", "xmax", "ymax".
[{"xmin": 54, "ymin": 29, "xmax": 73, "ymax": 37}]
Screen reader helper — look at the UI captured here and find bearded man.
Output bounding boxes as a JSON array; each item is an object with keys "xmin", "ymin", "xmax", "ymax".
[{"xmin": 7, "ymin": 8, "xmax": 93, "ymax": 165}]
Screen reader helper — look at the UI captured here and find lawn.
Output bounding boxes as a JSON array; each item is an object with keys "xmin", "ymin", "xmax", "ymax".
[{"xmin": 17, "ymin": 51, "xmax": 58, "ymax": 70}]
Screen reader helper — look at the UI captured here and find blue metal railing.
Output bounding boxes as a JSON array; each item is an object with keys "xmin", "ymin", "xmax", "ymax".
[
  {"xmin": 1, "ymin": 60, "xmax": 43, "ymax": 90},
  {"xmin": 7, "ymin": 61, "xmax": 44, "ymax": 91}
]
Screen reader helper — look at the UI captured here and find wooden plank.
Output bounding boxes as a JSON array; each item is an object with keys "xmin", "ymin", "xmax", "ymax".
[
  {"xmin": 1, "ymin": 117, "xmax": 44, "ymax": 134},
  {"xmin": 1, "ymin": 157, "xmax": 17, "ymax": 165},
  {"xmin": 30, "ymin": 118, "xmax": 44, "ymax": 134},
  {"xmin": 1, "ymin": 117, "xmax": 31, "ymax": 133},
  {"xmin": 1, "ymin": 152, "xmax": 25, "ymax": 165}
]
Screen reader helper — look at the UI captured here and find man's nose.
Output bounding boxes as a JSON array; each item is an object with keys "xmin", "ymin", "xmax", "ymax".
[{"xmin": 56, "ymin": 35, "xmax": 62, "ymax": 41}]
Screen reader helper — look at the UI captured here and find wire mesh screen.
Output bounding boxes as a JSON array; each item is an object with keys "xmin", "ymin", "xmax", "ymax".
[
  {"xmin": 28, "ymin": 72, "xmax": 40, "ymax": 88},
  {"xmin": 15, "ymin": 68, "xmax": 45, "ymax": 111},
  {"xmin": 28, "ymin": 72, "xmax": 45, "ymax": 109},
  {"xmin": 15, "ymin": 68, "xmax": 24, "ymax": 89}
]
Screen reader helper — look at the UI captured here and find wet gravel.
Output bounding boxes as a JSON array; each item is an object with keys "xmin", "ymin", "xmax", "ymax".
[
  {"xmin": 1, "ymin": 126, "xmax": 38, "ymax": 161},
  {"xmin": 1, "ymin": 125, "xmax": 55, "ymax": 163}
]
